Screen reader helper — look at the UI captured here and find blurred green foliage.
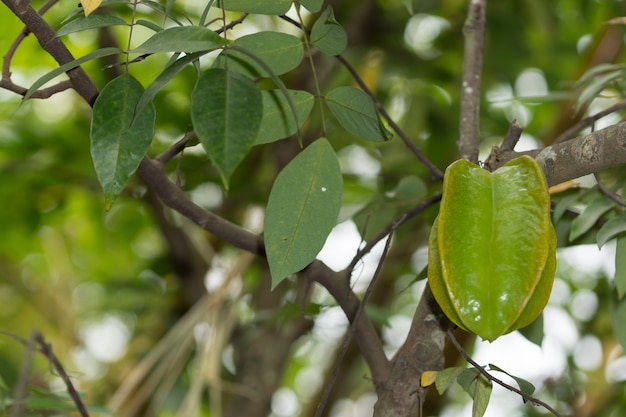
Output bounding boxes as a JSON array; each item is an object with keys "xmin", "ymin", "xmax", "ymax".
[{"xmin": 1, "ymin": 1, "xmax": 626, "ymax": 416}]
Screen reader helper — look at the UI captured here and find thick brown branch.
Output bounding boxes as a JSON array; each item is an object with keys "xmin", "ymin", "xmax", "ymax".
[
  {"xmin": 496, "ymin": 121, "xmax": 626, "ymax": 186},
  {"xmin": 458, "ymin": 0, "xmax": 486, "ymax": 163},
  {"xmin": 137, "ymin": 157, "xmax": 265, "ymax": 255},
  {"xmin": 373, "ymin": 285, "xmax": 450, "ymax": 417}
]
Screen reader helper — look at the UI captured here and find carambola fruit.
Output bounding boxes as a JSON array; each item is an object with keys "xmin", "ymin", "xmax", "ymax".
[{"xmin": 428, "ymin": 156, "xmax": 556, "ymax": 341}]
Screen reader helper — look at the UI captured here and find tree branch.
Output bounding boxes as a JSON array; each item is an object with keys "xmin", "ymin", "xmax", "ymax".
[
  {"xmin": 137, "ymin": 157, "xmax": 265, "ymax": 255},
  {"xmin": 2, "ymin": 0, "xmax": 99, "ymax": 104},
  {"xmin": 458, "ymin": 0, "xmax": 486, "ymax": 163},
  {"xmin": 496, "ymin": 121, "xmax": 626, "ymax": 186},
  {"xmin": 373, "ymin": 285, "xmax": 450, "ymax": 417},
  {"xmin": 307, "ymin": 261, "xmax": 391, "ymax": 387}
]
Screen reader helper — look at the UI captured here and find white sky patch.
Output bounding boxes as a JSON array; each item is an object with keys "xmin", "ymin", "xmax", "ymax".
[
  {"xmin": 317, "ymin": 220, "xmax": 387, "ymax": 294},
  {"xmin": 81, "ymin": 314, "xmax": 132, "ymax": 363},
  {"xmin": 515, "ymin": 68, "xmax": 548, "ymax": 98},
  {"xmin": 404, "ymin": 14, "xmax": 450, "ymax": 59}
]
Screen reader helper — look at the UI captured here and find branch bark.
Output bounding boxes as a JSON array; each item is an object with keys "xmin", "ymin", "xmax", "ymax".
[
  {"xmin": 373, "ymin": 286, "xmax": 450, "ymax": 417},
  {"xmin": 495, "ymin": 121, "xmax": 626, "ymax": 186}
]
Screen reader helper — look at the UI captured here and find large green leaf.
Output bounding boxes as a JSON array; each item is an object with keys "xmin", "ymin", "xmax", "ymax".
[
  {"xmin": 326, "ymin": 86, "xmax": 390, "ymax": 142},
  {"xmin": 213, "ymin": 32, "xmax": 303, "ymax": 78},
  {"xmin": 215, "ymin": 0, "xmax": 292, "ymax": 15},
  {"xmin": 131, "ymin": 26, "xmax": 229, "ymax": 54},
  {"xmin": 190, "ymin": 68, "xmax": 262, "ymax": 184},
  {"xmin": 265, "ymin": 139, "xmax": 343, "ymax": 288},
  {"xmin": 255, "ymin": 90, "xmax": 314, "ymax": 145},
  {"xmin": 310, "ymin": 6, "xmax": 348, "ymax": 56},
  {"xmin": 90, "ymin": 73, "xmax": 156, "ymax": 209}
]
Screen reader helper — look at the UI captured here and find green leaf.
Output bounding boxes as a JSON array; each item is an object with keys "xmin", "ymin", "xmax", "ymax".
[
  {"xmin": 597, "ymin": 214, "xmax": 626, "ymax": 248},
  {"xmin": 552, "ymin": 191, "xmax": 583, "ymax": 223},
  {"xmin": 434, "ymin": 366, "xmax": 465, "ymax": 395},
  {"xmin": 569, "ymin": 195, "xmax": 615, "ymax": 241},
  {"xmin": 517, "ymin": 313, "xmax": 544, "ymax": 347},
  {"xmin": 131, "ymin": 26, "xmax": 229, "ymax": 54},
  {"xmin": 191, "ymin": 68, "xmax": 263, "ymax": 184},
  {"xmin": 615, "ymin": 235, "xmax": 626, "ymax": 299},
  {"xmin": 135, "ymin": 52, "xmax": 205, "ymax": 117},
  {"xmin": 214, "ymin": 32, "xmax": 303, "ymax": 78},
  {"xmin": 310, "ymin": 6, "xmax": 348, "ymax": 56},
  {"xmin": 457, "ymin": 368, "xmax": 481, "ymax": 394},
  {"xmin": 91, "ymin": 74, "xmax": 156, "ymax": 209},
  {"xmin": 300, "ymin": 0, "xmax": 323, "ymax": 12},
  {"xmin": 393, "ymin": 175, "xmax": 426, "ymax": 201},
  {"xmin": 24, "ymin": 47, "xmax": 122, "ymax": 101},
  {"xmin": 55, "ymin": 15, "xmax": 127, "ymax": 37},
  {"xmin": 576, "ymin": 67, "xmax": 626, "ymax": 112},
  {"xmin": 255, "ymin": 90, "xmax": 314, "ymax": 145},
  {"xmin": 471, "ymin": 375, "xmax": 492, "ymax": 417},
  {"xmin": 575, "ymin": 63, "xmax": 626, "ymax": 87},
  {"xmin": 456, "ymin": 369, "xmax": 492, "ymax": 417},
  {"xmin": 611, "ymin": 284, "xmax": 626, "ymax": 350},
  {"xmin": 215, "ymin": 0, "xmax": 292, "ymax": 15},
  {"xmin": 402, "ymin": 0, "xmax": 414, "ymax": 14},
  {"xmin": 135, "ymin": 18, "xmax": 164, "ymax": 33},
  {"xmin": 326, "ymin": 87, "xmax": 389, "ymax": 142},
  {"xmin": 265, "ymin": 139, "xmax": 343, "ymax": 288}
]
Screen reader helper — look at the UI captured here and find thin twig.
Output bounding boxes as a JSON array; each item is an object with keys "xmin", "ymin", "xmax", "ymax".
[
  {"xmin": 155, "ymin": 131, "xmax": 197, "ymax": 164},
  {"xmin": 0, "ymin": 331, "xmax": 90, "ymax": 417},
  {"xmin": 336, "ymin": 55, "xmax": 444, "ymax": 179},
  {"xmin": 500, "ymin": 119, "xmax": 523, "ymax": 152},
  {"xmin": 1, "ymin": 0, "xmax": 73, "ymax": 99},
  {"xmin": 33, "ymin": 332, "xmax": 90, "ymax": 417},
  {"xmin": 594, "ymin": 172, "xmax": 626, "ymax": 207},
  {"xmin": 554, "ymin": 100, "xmax": 626, "ymax": 143},
  {"xmin": 345, "ymin": 193, "xmax": 442, "ymax": 274},
  {"xmin": 446, "ymin": 329, "xmax": 563, "ymax": 417},
  {"xmin": 486, "ymin": 119, "xmax": 523, "ymax": 170},
  {"xmin": 458, "ymin": 0, "xmax": 487, "ymax": 163},
  {"xmin": 215, "ymin": 12, "xmax": 249, "ymax": 34},
  {"xmin": 279, "ymin": 15, "xmax": 444, "ymax": 180},
  {"xmin": 315, "ymin": 219, "xmax": 399, "ymax": 417}
]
